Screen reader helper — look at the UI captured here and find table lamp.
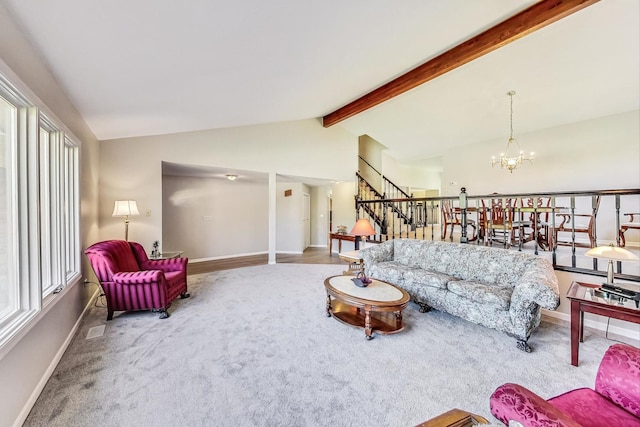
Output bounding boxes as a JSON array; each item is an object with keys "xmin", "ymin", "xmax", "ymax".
[
  {"xmin": 350, "ymin": 218, "xmax": 376, "ymax": 250},
  {"xmin": 112, "ymin": 200, "xmax": 140, "ymax": 241},
  {"xmin": 585, "ymin": 243, "xmax": 639, "ymax": 285}
]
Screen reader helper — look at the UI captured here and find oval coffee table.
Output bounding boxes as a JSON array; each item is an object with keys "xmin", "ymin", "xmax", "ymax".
[{"xmin": 324, "ymin": 275, "xmax": 410, "ymax": 340}]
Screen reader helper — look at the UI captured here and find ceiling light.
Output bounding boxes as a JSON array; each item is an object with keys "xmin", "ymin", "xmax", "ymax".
[
  {"xmin": 226, "ymin": 174, "xmax": 238, "ymax": 181},
  {"xmin": 491, "ymin": 91, "xmax": 535, "ymax": 173}
]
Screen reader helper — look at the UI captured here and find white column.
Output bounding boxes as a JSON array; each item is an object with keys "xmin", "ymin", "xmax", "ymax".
[{"xmin": 268, "ymin": 172, "xmax": 276, "ymax": 264}]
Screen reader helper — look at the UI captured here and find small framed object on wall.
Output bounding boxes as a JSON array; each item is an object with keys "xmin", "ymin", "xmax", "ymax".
[{"xmin": 284, "ymin": 189, "xmax": 292, "ymax": 197}]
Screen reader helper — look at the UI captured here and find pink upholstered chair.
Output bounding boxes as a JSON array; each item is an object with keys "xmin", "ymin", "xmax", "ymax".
[
  {"xmin": 85, "ymin": 240, "xmax": 189, "ymax": 320},
  {"xmin": 490, "ymin": 343, "xmax": 640, "ymax": 427}
]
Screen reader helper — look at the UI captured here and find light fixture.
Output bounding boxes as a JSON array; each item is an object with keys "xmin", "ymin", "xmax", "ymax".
[
  {"xmin": 226, "ymin": 174, "xmax": 237, "ymax": 181},
  {"xmin": 350, "ymin": 218, "xmax": 376, "ymax": 250},
  {"xmin": 112, "ymin": 200, "xmax": 140, "ymax": 241},
  {"xmin": 491, "ymin": 91, "xmax": 535, "ymax": 173},
  {"xmin": 585, "ymin": 243, "xmax": 639, "ymax": 285}
]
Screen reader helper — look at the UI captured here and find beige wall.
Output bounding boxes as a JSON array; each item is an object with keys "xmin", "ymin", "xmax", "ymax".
[
  {"xmin": 358, "ymin": 134, "xmax": 385, "ymax": 193},
  {"xmin": 99, "ymin": 119, "xmax": 358, "ymax": 253},
  {"xmin": 440, "ymin": 110, "xmax": 640, "ymax": 196},
  {"xmin": 162, "ymin": 174, "xmax": 269, "ymax": 260},
  {"xmin": 0, "ymin": 4, "xmax": 99, "ymax": 426},
  {"xmin": 382, "ymin": 153, "xmax": 441, "ymax": 192}
]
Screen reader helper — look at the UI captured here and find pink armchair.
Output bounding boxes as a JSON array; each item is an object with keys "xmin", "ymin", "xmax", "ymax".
[
  {"xmin": 490, "ymin": 343, "xmax": 640, "ymax": 427},
  {"xmin": 85, "ymin": 240, "xmax": 189, "ymax": 320}
]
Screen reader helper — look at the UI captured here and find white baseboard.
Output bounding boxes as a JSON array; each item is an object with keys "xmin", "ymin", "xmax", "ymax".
[
  {"xmin": 190, "ymin": 251, "xmax": 268, "ymax": 263},
  {"xmin": 543, "ymin": 310, "xmax": 640, "ymax": 342},
  {"xmin": 13, "ymin": 287, "xmax": 100, "ymax": 427}
]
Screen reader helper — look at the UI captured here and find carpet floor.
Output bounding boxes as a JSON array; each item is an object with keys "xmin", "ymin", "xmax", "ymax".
[{"xmin": 24, "ymin": 264, "xmax": 625, "ymax": 426}]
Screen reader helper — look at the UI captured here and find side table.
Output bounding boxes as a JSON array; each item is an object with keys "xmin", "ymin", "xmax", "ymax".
[
  {"xmin": 338, "ymin": 250, "xmax": 363, "ymax": 275},
  {"xmin": 566, "ymin": 281, "xmax": 640, "ymax": 366},
  {"xmin": 415, "ymin": 408, "xmax": 489, "ymax": 427},
  {"xmin": 149, "ymin": 251, "xmax": 184, "ymax": 260},
  {"xmin": 329, "ymin": 232, "xmax": 357, "ymax": 255}
]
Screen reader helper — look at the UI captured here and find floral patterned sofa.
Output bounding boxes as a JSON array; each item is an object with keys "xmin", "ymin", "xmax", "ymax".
[{"xmin": 360, "ymin": 239, "xmax": 560, "ymax": 351}]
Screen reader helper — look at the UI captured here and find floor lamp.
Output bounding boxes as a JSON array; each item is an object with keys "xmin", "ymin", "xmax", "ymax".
[{"xmin": 112, "ymin": 200, "xmax": 140, "ymax": 241}]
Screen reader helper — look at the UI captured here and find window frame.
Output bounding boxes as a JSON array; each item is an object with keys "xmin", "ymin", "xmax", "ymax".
[{"xmin": 0, "ymin": 64, "xmax": 82, "ymax": 354}]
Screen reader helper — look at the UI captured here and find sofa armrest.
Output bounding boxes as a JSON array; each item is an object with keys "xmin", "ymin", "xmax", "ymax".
[
  {"xmin": 490, "ymin": 383, "xmax": 581, "ymax": 427},
  {"xmin": 511, "ymin": 258, "xmax": 560, "ymax": 312},
  {"xmin": 360, "ymin": 240, "xmax": 394, "ymax": 266},
  {"xmin": 113, "ymin": 270, "xmax": 166, "ymax": 285},
  {"xmin": 595, "ymin": 343, "xmax": 640, "ymax": 418}
]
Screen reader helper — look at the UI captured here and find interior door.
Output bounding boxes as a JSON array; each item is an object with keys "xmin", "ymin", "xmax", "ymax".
[{"xmin": 303, "ymin": 193, "xmax": 310, "ymax": 250}]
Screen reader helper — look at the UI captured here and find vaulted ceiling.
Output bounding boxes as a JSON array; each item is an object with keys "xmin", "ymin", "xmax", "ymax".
[{"xmin": 2, "ymin": 0, "xmax": 638, "ymax": 164}]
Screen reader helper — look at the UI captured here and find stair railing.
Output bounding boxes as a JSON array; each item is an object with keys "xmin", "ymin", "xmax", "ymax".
[{"xmin": 354, "ymin": 188, "xmax": 640, "ymax": 283}]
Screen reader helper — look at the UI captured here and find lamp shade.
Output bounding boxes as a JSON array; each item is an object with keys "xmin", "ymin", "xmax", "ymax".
[
  {"xmin": 585, "ymin": 245, "xmax": 639, "ymax": 262},
  {"xmin": 350, "ymin": 219, "xmax": 376, "ymax": 236},
  {"xmin": 112, "ymin": 200, "xmax": 140, "ymax": 217}
]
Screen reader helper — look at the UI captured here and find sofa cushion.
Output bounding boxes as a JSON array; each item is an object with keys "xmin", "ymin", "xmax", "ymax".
[
  {"xmin": 403, "ymin": 267, "xmax": 455, "ymax": 290},
  {"xmin": 460, "ymin": 246, "xmax": 532, "ymax": 287},
  {"xmin": 392, "ymin": 239, "xmax": 429, "ymax": 268},
  {"xmin": 421, "ymin": 241, "xmax": 470, "ymax": 278},
  {"xmin": 367, "ymin": 261, "xmax": 405, "ymax": 284},
  {"xmin": 446, "ymin": 280, "xmax": 513, "ymax": 310},
  {"xmin": 550, "ymin": 388, "xmax": 640, "ymax": 427}
]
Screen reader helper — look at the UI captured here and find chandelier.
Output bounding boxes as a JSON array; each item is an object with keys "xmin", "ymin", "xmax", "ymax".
[{"xmin": 491, "ymin": 91, "xmax": 535, "ymax": 173}]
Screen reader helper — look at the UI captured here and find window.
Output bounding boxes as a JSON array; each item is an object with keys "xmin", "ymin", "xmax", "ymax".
[
  {"xmin": 38, "ymin": 118, "xmax": 80, "ymax": 298},
  {"xmin": 0, "ymin": 94, "xmax": 17, "ymax": 324},
  {"xmin": 0, "ymin": 68, "xmax": 81, "ymax": 348},
  {"xmin": 63, "ymin": 136, "xmax": 79, "ymax": 281}
]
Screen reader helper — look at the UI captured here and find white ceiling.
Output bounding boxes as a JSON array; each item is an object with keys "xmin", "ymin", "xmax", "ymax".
[
  {"xmin": 162, "ymin": 161, "xmax": 335, "ymax": 186},
  {"xmin": 2, "ymin": 0, "xmax": 639, "ymax": 164}
]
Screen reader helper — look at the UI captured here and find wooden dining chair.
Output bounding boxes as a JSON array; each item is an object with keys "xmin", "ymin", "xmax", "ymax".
[
  {"xmin": 619, "ymin": 212, "xmax": 640, "ymax": 247},
  {"xmin": 548, "ymin": 196, "xmax": 600, "ymax": 249},
  {"xmin": 481, "ymin": 197, "xmax": 532, "ymax": 248},
  {"xmin": 441, "ymin": 200, "xmax": 476, "ymax": 242},
  {"xmin": 522, "ymin": 197, "xmax": 552, "ymax": 249}
]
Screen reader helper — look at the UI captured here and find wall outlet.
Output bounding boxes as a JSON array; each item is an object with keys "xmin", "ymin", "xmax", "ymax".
[{"xmin": 203, "ymin": 215, "xmax": 212, "ymax": 221}]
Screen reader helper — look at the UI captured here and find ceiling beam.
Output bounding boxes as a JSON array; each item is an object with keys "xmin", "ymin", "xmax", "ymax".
[{"xmin": 322, "ymin": 0, "xmax": 600, "ymax": 128}]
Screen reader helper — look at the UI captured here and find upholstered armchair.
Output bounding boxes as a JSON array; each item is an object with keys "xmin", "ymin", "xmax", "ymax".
[
  {"xmin": 85, "ymin": 240, "xmax": 189, "ymax": 320},
  {"xmin": 490, "ymin": 343, "xmax": 640, "ymax": 426}
]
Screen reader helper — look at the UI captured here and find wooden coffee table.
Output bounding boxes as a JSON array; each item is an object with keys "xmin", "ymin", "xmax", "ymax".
[{"xmin": 324, "ymin": 275, "xmax": 410, "ymax": 340}]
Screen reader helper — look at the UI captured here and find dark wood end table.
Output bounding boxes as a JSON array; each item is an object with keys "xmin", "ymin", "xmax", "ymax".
[
  {"xmin": 329, "ymin": 232, "xmax": 357, "ymax": 255},
  {"xmin": 415, "ymin": 408, "xmax": 489, "ymax": 427},
  {"xmin": 149, "ymin": 251, "xmax": 184, "ymax": 260},
  {"xmin": 566, "ymin": 281, "xmax": 640, "ymax": 366}
]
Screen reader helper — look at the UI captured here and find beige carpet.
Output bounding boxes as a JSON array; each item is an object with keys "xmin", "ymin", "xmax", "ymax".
[{"xmin": 24, "ymin": 264, "xmax": 623, "ymax": 426}]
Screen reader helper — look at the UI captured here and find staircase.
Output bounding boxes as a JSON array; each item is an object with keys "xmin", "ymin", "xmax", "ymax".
[{"xmin": 356, "ymin": 172, "xmax": 437, "ymax": 242}]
